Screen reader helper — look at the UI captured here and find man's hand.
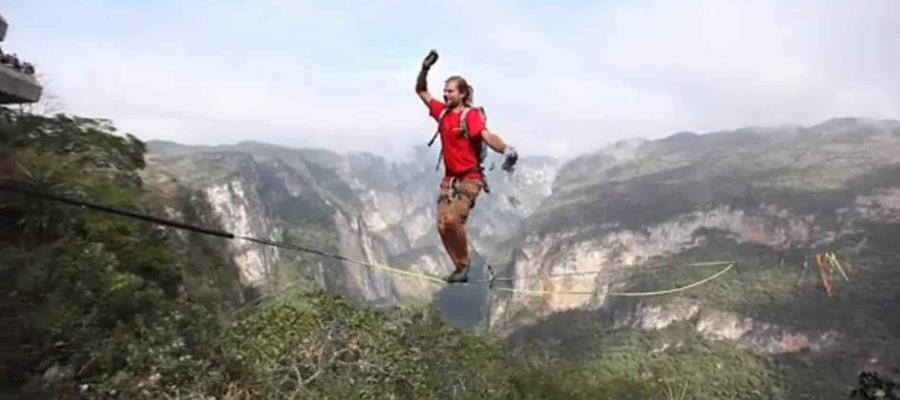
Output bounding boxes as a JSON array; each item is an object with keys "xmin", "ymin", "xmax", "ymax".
[
  {"xmin": 482, "ymin": 129, "xmax": 518, "ymax": 172},
  {"xmin": 422, "ymin": 49, "xmax": 439, "ymax": 70},
  {"xmin": 416, "ymin": 50, "xmax": 438, "ymax": 105},
  {"xmin": 501, "ymin": 145, "xmax": 518, "ymax": 173}
]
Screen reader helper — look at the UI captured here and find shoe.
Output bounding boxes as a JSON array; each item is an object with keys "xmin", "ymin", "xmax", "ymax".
[{"xmin": 445, "ymin": 264, "xmax": 470, "ymax": 284}]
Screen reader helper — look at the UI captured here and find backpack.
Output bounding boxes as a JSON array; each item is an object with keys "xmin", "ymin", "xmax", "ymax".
[{"xmin": 427, "ymin": 106, "xmax": 490, "ymax": 189}]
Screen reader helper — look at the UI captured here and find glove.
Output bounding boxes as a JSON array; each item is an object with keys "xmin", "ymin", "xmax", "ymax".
[
  {"xmin": 501, "ymin": 146, "xmax": 518, "ymax": 173},
  {"xmin": 422, "ymin": 49, "xmax": 439, "ymax": 70}
]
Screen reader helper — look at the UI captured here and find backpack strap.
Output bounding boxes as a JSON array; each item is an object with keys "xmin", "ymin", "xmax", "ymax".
[
  {"xmin": 460, "ymin": 106, "xmax": 488, "ymax": 161},
  {"xmin": 427, "ymin": 106, "xmax": 489, "ymax": 176},
  {"xmin": 428, "ymin": 108, "xmax": 450, "ymax": 147},
  {"xmin": 459, "ymin": 106, "xmax": 486, "ymax": 140},
  {"xmin": 429, "ymin": 108, "xmax": 451, "ymax": 171},
  {"xmin": 460, "ymin": 107, "xmax": 472, "ymax": 139},
  {"xmin": 457, "ymin": 106, "xmax": 491, "ymax": 194}
]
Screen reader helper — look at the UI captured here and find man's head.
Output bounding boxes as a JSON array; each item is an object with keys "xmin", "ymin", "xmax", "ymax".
[{"xmin": 443, "ymin": 76, "xmax": 473, "ymax": 107}]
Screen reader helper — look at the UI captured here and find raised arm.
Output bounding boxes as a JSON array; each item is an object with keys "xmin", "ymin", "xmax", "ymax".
[
  {"xmin": 416, "ymin": 50, "xmax": 438, "ymax": 106},
  {"xmin": 416, "ymin": 68, "xmax": 433, "ymax": 106}
]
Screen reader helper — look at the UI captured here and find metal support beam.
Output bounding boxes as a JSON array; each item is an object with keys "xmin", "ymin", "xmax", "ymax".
[
  {"xmin": 0, "ymin": 13, "xmax": 42, "ymax": 104},
  {"xmin": 0, "ymin": 67, "xmax": 41, "ymax": 104}
]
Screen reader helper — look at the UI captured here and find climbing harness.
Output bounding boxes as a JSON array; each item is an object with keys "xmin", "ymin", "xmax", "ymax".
[{"xmin": 437, "ymin": 176, "xmax": 479, "ymax": 208}]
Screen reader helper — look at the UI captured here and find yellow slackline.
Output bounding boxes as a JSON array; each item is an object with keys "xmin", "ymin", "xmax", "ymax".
[
  {"xmin": 2, "ymin": 182, "xmax": 738, "ymax": 301},
  {"xmin": 298, "ymin": 246, "xmax": 736, "ymax": 299},
  {"xmin": 325, "ymin": 252, "xmax": 735, "ymax": 299},
  {"xmin": 334, "ymin": 256, "xmax": 447, "ymax": 285},
  {"xmin": 545, "ymin": 260, "xmax": 735, "ymax": 278},
  {"xmin": 493, "ymin": 261, "xmax": 735, "ymax": 297}
]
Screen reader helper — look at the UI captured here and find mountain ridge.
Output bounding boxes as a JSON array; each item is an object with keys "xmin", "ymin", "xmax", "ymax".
[
  {"xmin": 486, "ymin": 116, "xmax": 900, "ymax": 398},
  {"xmin": 6, "ymin": 107, "xmax": 899, "ymax": 397},
  {"xmin": 145, "ymin": 134, "xmax": 562, "ymax": 324}
]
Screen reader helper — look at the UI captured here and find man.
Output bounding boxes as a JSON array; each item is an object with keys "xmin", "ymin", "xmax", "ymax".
[{"xmin": 415, "ymin": 50, "xmax": 518, "ymax": 283}]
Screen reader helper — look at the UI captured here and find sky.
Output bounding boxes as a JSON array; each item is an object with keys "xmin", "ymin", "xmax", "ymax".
[{"xmin": 4, "ymin": 0, "xmax": 900, "ymax": 161}]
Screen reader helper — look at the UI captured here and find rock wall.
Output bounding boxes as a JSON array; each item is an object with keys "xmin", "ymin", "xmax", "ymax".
[{"xmin": 146, "ymin": 141, "xmax": 560, "ymax": 305}]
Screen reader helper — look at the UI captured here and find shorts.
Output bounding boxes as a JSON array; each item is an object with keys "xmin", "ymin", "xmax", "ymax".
[{"xmin": 437, "ymin": 178, "xmax": 484, "ymax": 225}]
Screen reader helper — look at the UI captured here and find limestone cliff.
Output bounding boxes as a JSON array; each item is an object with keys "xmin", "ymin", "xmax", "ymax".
[
  {"xmin": 146, "ymin": 141, "xmax": 559, "ymax": 306},
  {"xmin": 490, "ymin": 118, "xmax": 900, "ymax": 397}
]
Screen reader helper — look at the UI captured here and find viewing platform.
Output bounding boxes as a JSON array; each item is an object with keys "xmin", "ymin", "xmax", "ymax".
[{"xmin": 0, "ymin": 14, "xmax": 42, "ymax": 104}]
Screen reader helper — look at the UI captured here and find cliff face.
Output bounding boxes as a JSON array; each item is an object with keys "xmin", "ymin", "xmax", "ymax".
[
  {"xmin": 146, "ymin": 117, "xmax": 900, "ymax": 396},
  {"xmin": 490, "ymin": 118, "xmax": 900, "ymax": 396},
  {"xmin": 146, "ymin": 141, "xmax": 560, "ymax": 306}
]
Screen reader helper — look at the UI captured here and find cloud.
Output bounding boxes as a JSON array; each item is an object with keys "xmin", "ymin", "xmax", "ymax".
[{"xmin": 4, "ymin": 0, "xmax": 899, "ymax": 161}]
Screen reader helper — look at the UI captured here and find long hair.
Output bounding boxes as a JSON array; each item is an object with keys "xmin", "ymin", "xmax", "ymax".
[{"xmin": 445, "ymin": 75, "xmax": 474, "ymax": 106}]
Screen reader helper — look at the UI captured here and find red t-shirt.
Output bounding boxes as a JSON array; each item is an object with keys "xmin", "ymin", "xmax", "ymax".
[{"xmin": 428, "ymin": 99, "xmax": 486, "ymax": 182}]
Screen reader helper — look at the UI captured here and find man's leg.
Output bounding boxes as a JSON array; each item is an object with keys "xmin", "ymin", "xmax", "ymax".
[
  {"xmin": 436, "ymin": 194, "xmax": 461, "ymax": 265},
  {"xmin": 437, "ymin": 180, "xmax": 483, "ymax": 282}
]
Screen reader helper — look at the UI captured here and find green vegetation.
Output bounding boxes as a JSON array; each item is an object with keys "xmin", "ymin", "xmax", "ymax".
[
  {"xmin": 0, "ymin": 107, "xmax": 614, "ymax": 398},
  {"xmin": 215, "ymin": 291, "xmax": 518, "ymax": 399},
  {"xmin": 622, "ymin": 256, "xmax": 799, "ymax": 314},
  {"xmin": 612, "ymin": 234, "xmax": 900, "ymax": 398},
  {"xmin": 0, "ymin": 107, "xmax": 250, "ymax": 397},
  {"xmin": 3, "ymin": 106, "xmax": 874, "ymax": 399},
  {"xmin": 512, "ymin": 323, "xmax": 785, "ymax": 399}
]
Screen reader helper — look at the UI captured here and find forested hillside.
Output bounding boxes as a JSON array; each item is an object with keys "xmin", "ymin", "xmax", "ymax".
[
  {"xmin": 2, "ymin": 106, "xmax": 895, "ymax": 399},
  {"xmin": 0, "ymin": 107, "xmax": 662, "ymax": 399}
]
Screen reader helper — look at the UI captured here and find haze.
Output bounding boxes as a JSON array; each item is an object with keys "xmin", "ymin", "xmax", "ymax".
[{"xmin": 4, "ymin": 0, "xmax": 899, "ymax": 160}]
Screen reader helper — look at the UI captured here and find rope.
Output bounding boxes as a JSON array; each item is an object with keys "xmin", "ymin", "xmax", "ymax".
[
  {"xmin": 1, "ymin": 181, "xmax": 735, "ymax": 299},
  {"xmin": 1, "ymin": 182, "xmax": 446, "ymax": 285},
  {"xmin": 0, "ymin": 182, "xmax": 235, "ymax": 239},
  {"xmin": 493, "ymin": 261, "xmax": 735, "ymax": 297},
  {"xmin": 239, "ymin": 236, "xmax": 447, "ymax": 284},
  {"xmin": 609, "ymin": 261, "xmax": 734, "ymax": 297},
  {"xmin": 495, "ymin": 260, "xmax": 735, "ymax": 280}
]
